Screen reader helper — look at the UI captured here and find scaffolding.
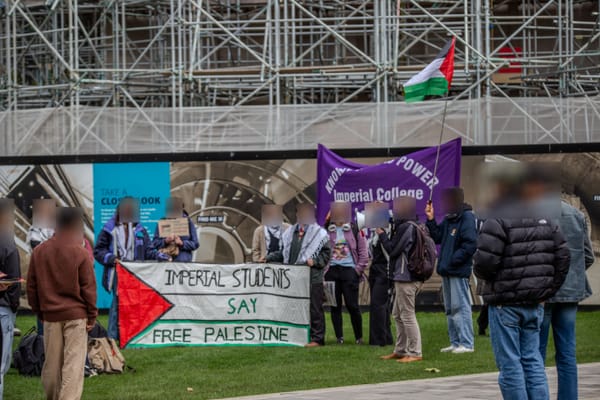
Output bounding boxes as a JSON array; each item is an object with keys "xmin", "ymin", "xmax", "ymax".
[{"xmin": 0, "ymin": 0, "xmax": 599, "ymax": 155}]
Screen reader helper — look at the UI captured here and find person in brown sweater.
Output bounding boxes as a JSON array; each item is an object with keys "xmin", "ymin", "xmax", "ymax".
[{"xmin": 27, "ymin": 207, "xmax": 97, "ymax": 400}]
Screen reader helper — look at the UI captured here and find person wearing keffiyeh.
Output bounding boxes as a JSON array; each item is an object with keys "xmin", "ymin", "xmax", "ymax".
[
  {"xmin": 252, "ymin": 205, "xmax": 290, "ymax": 262},
  {"xmin": 266, "ymin": 204, "xmax": 331, "ymax": 347},
  {"xmin": 93, "ymin": 197, "xmax": 164, "ymax": 341}
]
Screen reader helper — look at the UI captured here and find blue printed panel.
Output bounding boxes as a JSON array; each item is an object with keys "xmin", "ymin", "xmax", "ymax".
[{"xmin": 93, "ymin": 162, "xmax": 171, "ymax": 308}]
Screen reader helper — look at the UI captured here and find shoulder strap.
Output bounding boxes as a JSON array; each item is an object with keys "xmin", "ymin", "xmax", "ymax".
[{"xmin": 351, "ymin": 223, "xmax": 359, "ymax": 242}]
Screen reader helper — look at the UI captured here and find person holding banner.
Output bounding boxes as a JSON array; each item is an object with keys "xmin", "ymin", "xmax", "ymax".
[
  {"xmin": 266, "ymin": 203, "xmax": 331, "ymax": 347},
  {"xmin": 153, "ymin": 197, "xmax": 199, "ymax": 262},
  {"xmin": 94, "ymin": 197, "xmax": 162, "ymax": 341},
  {"xmin": 324, "ymin": 201, "xmax": 368, "ymax": 345},
  {"xmin": 425, "ymin": 188, "xmax": 477, "ymax": 354},
  {"xmin": 377, "ymin": 197, "xmax": 424, "ymax": 363},
  {"xmin": 253, "ymin": 205, "xmax": 290, "ymax": 262}
]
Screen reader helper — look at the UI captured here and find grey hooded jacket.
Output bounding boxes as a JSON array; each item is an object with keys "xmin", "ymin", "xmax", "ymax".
[{"xmin": 549, "ymin": 202, "xmax": 595, "ymax": 303}]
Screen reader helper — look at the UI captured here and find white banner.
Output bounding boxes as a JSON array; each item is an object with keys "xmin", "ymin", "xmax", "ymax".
[{"xmin": 118, "ymin": 262, "xmax": 310, "ymax": 348}]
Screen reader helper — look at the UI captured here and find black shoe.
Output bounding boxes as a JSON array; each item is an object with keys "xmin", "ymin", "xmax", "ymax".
[
  {"xmin": 356, "ymin": 338, "xmax": 364, "ymax": 345},
  {"xmin": 337, "ymin": 337, "xmax": 344, "ymax": 344},
  {"xmin": 478, "ymin": 327, "xmax": 486, "ymax": 336}
]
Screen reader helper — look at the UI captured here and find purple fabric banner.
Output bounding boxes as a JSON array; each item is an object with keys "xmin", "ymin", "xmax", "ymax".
[{"xmin": 316, "ymin": 139, "xmax": 462, "ymax": 224}]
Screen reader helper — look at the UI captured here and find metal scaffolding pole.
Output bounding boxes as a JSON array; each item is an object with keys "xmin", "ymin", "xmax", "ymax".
[{"xmin": 0, "ymin": 0, "xmax": 598, "ymax": 156}]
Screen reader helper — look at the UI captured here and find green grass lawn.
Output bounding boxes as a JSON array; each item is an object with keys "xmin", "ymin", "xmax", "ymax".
[{"xmin": 5, "ymin": 311, "xmax": 600, "ymax": 400}]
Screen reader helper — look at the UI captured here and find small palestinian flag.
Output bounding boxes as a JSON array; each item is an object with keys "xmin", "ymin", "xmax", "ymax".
[{"xmin": 403, "ymin": 37, "xmax": 456, "ymax": 103}]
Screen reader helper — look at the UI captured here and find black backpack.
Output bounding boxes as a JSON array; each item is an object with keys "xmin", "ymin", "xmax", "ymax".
[
  {"xmin": 13, "ymin": 327, "xmax": 45, "ymax": 377},
  {"xmin": 406, "ymin": 222, "xmax": 437, "ymax": 281}
]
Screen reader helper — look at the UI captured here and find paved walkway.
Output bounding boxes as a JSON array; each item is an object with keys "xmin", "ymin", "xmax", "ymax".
[{"xmin": 223, "ymin": 363, "xmax": 600, "ymax": 400}]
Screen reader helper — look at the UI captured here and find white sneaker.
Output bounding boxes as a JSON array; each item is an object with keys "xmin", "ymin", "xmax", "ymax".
[
  {"xmin": 440, "ymin": 345, "xmax": 456, "ymax": 353},
  {"xmin": 452, "ymin": 345, "xmax": 474, "ymax": 354}
]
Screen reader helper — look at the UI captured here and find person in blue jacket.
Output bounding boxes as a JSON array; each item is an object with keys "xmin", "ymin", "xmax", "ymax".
[
  {"xmin": 94, "ymin": 197, "xmax": 166, "ymax": 340},
  {"xmin": 153, "ymin": 197, "xmax": 199, "ymax": 262},
  {"xmin": 425, "ymin": 187, "xmax": 477, "ymax": 354}
]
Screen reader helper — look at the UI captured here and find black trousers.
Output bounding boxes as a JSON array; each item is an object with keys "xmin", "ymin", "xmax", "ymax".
[
  {"xmin": 309, "ymin": 282, "xmax": 326, "ymax": 344},
  {"xmin": 369, "ymin": 264, "xmax": 393, "ymax": 346},
  {"xmin": 477, "ymin": 303, "xmax": 489, "ymax": 333},
  {"xmin": 325, "ymin": 265, "xmax": 363, "ymax": 341}
]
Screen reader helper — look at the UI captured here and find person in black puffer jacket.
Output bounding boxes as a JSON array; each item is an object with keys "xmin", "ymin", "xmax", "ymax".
[
  {"xmin": 474, "ymin": 218, "xmax": 570, "ymax": 305},
  {"xmin": 473, "ymin": 165, "xmax": 570, "ymax": 400}
]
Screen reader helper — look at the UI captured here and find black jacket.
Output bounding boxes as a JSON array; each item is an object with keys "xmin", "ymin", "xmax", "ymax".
[
  {"xmin": 0, "ymin": 235, "xmax": 21, "ymax": 313},
  {"xmin": 473, "ymin": 217, "xmax": 570, "ymax": 305},
  {"xmin": 378, "ymin": 219, "xmax": 417, "ymax": 282}
]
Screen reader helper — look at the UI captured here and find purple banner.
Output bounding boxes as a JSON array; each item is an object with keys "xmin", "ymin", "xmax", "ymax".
[{"xmin": 316, "ymin": 139, "xmax": 462, "ymax": 224}]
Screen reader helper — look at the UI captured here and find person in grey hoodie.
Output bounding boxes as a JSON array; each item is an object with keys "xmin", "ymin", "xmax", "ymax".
[
  {"xmin": 377, "ymin": 196, "xmax": 423, "ymax": 363},
  {"xmin": 539, "ymin": 201, "xmax": 595, "ymax": 400}
]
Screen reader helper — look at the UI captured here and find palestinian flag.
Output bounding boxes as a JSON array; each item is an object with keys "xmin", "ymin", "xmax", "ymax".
[{"xmin": 403, "ymin": 37, "xmax": 456, "ymax": 102}]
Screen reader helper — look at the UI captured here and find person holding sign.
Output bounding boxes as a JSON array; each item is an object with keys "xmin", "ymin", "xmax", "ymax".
[
  {"xmin": 266, "ymin": 203, "xmax": 331, "ymax": 347},
  {"xmin": 153, "ymin": 197, "xmax": 199, "ymax": 262},
  {"xmin": 365, "ymin": 202, "xmax": 394, "ymax": 347},
  {"xmin": 94, "ymin": 197, "xmax": 161, "ymax": 341},
  {"xmin": 253, "ymin": 205, "xmax": 290, "ymax": 262},
  {"xmin": 0, "ymin": 199, "xmax": 21, "ymax": 398},
  {"xmin": 425, "ymin": 188, "xmax": 477, "ymax": 354},
  {"xmin": 377, "ymin": 197, "xmax": 424, "ymax": 363},
  {"xmin": 324, "ymin": 201, "xmax": 369, "ymax": 345}
]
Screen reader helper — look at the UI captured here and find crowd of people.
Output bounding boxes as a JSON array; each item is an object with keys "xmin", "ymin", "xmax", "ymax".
[{"xmin": 0, "ymin": 163, "xmax": 594, "ymax": 400}]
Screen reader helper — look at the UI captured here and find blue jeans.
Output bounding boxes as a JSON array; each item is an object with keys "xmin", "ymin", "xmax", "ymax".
[
  {"xmin": 489, "ymin": 305, "xmax": 549, "ymax": 400},
  {"xmin": 441, "ymin": 276, "xmax": 474, "ymax": 348},
  {"xmin": 540, "ymin": 303, "xmax": 578, "ymax": 400},
  {"xmin": 108, "ymin": 289, "xmax": 119, "ymax": 340},
  {"xmin": 0, "ymin": 307, "xmax": 16, "ymax": 399}
]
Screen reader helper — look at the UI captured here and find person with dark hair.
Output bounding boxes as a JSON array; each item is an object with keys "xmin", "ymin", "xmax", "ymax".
[
  {"xmin": 267, "ymin": 203, "xmax": 331, "ymax": 347},
  {"xmin": 425, "ymin": 187, "xmax": 477, "ymax": 354},
  {"xmin": 378, "ymin": 197, "xmax": 424, "ymax": 363},
  {"xmin": 152, "ymin": 197, "xmax": 199, "ymax": 262},
  {"xmin": 27, "ymin": 207, "xmax": 97, "ymax": 400},
  {"xmin": 367, "ymin": 203, "xmax": 394, "ymax": 347},
  {"xmin": 0, "ymin": 199, "xmax": 20, "ymax": 398},
  {"xmin": 324, "ymin": 201, "xmax": 369, "ymax": 345},
  {"xmin": 94, "ymin": 197, "xmax": 163, "ymax": 340},
  {"xmin": 474, "ymin": 167, "xmax": 570, "ymax": 400}
]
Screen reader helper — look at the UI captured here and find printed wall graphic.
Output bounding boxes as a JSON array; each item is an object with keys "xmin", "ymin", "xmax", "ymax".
[
  {"xmin": 117, "ymin": 262, "xmax": 310, "ymax": 348},
  {"xmin": 0, "ymin": 148, "xmax": 597, "ymax": 309},
  {"xmin": 93, "ymin": 162, "xmax": 171, "ymax": 308}
]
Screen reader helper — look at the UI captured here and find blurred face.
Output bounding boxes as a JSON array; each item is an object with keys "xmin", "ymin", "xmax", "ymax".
[
  {"xmin": 57, "ymin": 208, "xmax": 85, "ymax": 241},
  {"xmin": 330, "ymin": 202, "xmax": 351, "ymax": 225},
  {"xmin": 441, "ymin": 189, "xmax": 462, "ymax": 215},
  {"xmin": 262, "ymin": 205, "xmax": 283, "ymax": 226},
  {"xmin": 393, "ymin": 197, "xmax": 416, "ymax": 220},
  {"xmin": 0, "ymin": 211, "xmax": 14, "ymax": 234},
  {"xmin": 296, "ymin": 204, "xmax": 316, "ymax": 225},
  {"xmin": 520, "ymin": 181, "xmax": 547, "ymax": 202},
  {"xmin": 365, "ymin": 202, "xmax": 390, "ymax": 229},
  {"xmin": 0, "ymin": 199, "xmax": 14, "ymax": 234},
  {"xmin": 166, "ymin": 197, "xmax": 184, "ymax": 218},
  {"xmin": 32, "ymin": 199, "xmax": 56, "ymax": 228},
  {"xmin": 120, "ymin": 199, "xmax": 140, "ymax": 223}
]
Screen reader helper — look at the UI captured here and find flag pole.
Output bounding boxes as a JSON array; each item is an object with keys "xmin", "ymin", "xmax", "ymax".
[{"xmin": 429, "ymin": 95, "xmax": 449, "ymax": 203}]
